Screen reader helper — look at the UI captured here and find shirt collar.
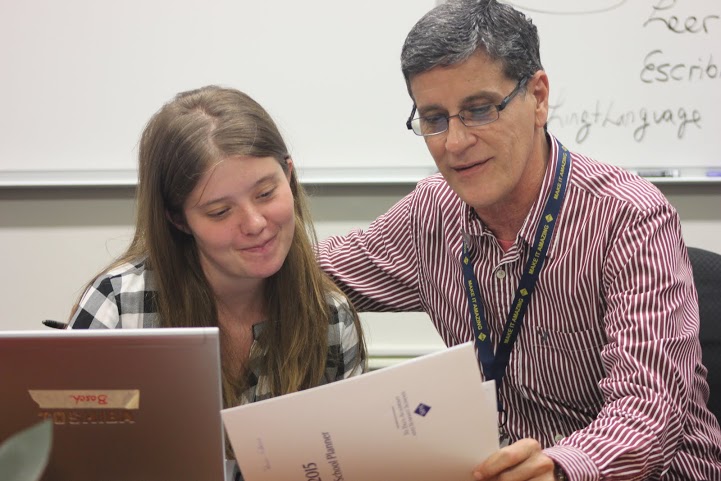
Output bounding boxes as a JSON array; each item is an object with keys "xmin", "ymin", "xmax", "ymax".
[
  {"xmin": 516, "ymin": 133, "xmax": 567, "ymax": 258},
  {"xmin": 462, "ymin": 202, "xmax": 486, "ymax": 237}
]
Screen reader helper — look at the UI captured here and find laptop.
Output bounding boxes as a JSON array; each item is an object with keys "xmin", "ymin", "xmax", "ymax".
[{"xmin": 0, "ymin": 327, "xmax": 226, "ymax": 481}]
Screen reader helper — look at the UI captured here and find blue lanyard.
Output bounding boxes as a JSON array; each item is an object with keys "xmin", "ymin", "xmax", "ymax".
[{"xmin": 462, "ymin": 142, "xmax": 570, "ymax": 410}]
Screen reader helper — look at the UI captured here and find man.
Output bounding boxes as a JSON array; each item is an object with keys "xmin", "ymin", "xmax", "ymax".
[{"xmin": 317, "ymin": 0, "xmax": 721, "ymax": 479}]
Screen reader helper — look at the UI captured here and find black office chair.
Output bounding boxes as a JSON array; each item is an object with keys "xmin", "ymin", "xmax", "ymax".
[{"xmin": 688, "ymin": 246, "xmax": 721, "ymax": 425}]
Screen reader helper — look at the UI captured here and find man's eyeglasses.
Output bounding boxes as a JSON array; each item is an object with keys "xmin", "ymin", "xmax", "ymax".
[{"xmin": 405, "ymin": 77, "xmax": 529, "ymax": 137}]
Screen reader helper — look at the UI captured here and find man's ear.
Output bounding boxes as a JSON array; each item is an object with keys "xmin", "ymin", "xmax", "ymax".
[
  {"xmin": 166, "ymin": 210, "xmax": 190, "ymax": 234},
  {"xmin": 530, "ymin": 70, "xmax": 550, "ymax": 128}
]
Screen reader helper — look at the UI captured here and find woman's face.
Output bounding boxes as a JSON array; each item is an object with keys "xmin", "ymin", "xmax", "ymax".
[{"xmin": 180, "ymin": 155, "xmax": 295, "ymax": 292}]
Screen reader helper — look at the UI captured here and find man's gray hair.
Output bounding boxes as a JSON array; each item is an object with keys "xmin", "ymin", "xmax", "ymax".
[{"xmin": 401, "ymin": 0, "xmax": 543, "ymax": 94}]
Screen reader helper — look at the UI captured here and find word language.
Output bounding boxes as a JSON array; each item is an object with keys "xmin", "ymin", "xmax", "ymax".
[{"xmin": 548, "ymin": 99, "xmax": 702, "ymax": 143}]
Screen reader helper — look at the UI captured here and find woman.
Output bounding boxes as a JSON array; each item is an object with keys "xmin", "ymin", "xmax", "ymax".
[{"xmin": 67, "ymin": 85, "xmax": 365, "ymax": 415}]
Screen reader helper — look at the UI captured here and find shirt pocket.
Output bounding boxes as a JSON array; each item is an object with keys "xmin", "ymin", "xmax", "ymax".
[{"xmin": 513, "ymin": 325, "xmax": 606, "ymax": 419}]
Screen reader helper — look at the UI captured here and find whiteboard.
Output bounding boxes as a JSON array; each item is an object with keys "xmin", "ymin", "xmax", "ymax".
[
  {"xmin": 1, "ymin": 0, "xmax": 719, "ymax": 186},
  {"xmin": 507, "ymin": 0, "xmax": 721, "ymax": 172},
  {"xmin": 0, "ymin": 0, "xmax": 436, "ymax": 185}
]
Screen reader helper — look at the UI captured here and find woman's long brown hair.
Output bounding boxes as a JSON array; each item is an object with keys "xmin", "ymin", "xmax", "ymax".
[{"xmin": 69, "ymin": 86, "xmax": 365, "ymax": 409}]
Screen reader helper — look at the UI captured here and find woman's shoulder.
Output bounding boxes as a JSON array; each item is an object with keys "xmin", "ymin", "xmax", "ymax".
[
  {"xmin": 69, "ymin": 258, "xmax": 158, "ymax": 329},
  {"xmin": 103, "ymin": 258, "xmax": 149, "ymax": 279},
  {"xmin": 90, "ymin": 258, "xmax": 154, "ymax": 292}
]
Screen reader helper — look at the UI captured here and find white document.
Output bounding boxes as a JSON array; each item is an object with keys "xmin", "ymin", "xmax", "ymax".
[{"xmin": 221, "ymin": 342, "xmax": 499, "ymax": 481}]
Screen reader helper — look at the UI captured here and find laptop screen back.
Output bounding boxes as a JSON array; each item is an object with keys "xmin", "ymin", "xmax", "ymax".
[{"xmin": 0, "ymin": 327, "xmax": 225, "ymax": 481}]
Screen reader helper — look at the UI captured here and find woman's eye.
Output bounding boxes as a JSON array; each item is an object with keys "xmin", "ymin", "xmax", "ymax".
[
  {"xmin": 207, "ymin": 208, "xmax": 229, "ymax": 218},
  {"xmin": 258, "ymin": 188, "xmax": 276, "ymax": 199}
]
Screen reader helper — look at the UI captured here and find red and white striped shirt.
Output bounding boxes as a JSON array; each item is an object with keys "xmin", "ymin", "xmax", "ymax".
[{"xmin": 318, "ymin": 135, "xmax": 721, "ymax": 480}]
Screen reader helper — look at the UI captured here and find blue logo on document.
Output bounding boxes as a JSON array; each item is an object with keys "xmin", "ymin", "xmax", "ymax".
[{"xmin": 414, "ymin": 403, "xmax": 431, "ymax": 417}]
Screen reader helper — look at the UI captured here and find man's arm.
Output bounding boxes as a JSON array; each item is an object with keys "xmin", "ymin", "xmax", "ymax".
[
  {"xmin": 486, "ymin": 203, "xmax": 702, "ymax": 480},
  {"xmin": 552, "ymin": 202, "xmax": 697, "ymax": 479},
  {"xmin": 317, "ymin": 191, "xmax": 423, "ymax": 312}
]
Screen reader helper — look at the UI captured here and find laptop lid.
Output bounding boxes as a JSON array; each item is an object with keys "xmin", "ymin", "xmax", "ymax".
[{"xmin": 0, "ymin": 327, "xmax": 225, "ymax": 481}]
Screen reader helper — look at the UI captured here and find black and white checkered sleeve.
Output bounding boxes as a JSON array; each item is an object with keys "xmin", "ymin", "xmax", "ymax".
[
  {"xmin": 68, "ymin": 261, "xmax": 155, "ymax": 329},
  {"xmin": 68, "ymin": 275, "xmax": 120, "ymax": 329}
]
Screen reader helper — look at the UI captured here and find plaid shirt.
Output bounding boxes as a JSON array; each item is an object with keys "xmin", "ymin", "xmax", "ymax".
[{"xmin": 68, "ymin": 260, "xmax": 365, "ymax": 403}]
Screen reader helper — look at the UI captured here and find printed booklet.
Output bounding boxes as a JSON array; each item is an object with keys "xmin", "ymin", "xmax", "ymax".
[{"xmin": 221, "ymin": 342, "xmax": 499, "ymax": 481}]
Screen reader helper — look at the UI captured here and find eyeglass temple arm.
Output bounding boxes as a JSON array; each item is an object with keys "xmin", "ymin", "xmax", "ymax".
[{"xmin": 406, "ymin": 105, "xmax": 417, "ymax": 130}]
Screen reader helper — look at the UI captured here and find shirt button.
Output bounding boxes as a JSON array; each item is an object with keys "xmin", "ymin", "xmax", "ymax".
[
  {"xmin": 554, "ymin": 434, "xmax": 564, "ymax": 443},
  {"xmin": 495, "ymin": 269, "xmax": 506, "ymax": 280}
]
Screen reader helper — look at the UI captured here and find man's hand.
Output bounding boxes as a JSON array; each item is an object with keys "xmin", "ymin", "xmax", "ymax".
[{"xmin": 472, "ymin": 438, "xmax": 558, "ymax": 480}]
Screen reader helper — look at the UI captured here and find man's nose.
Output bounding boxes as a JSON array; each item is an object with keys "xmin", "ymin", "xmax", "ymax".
[{"xmin": 444, "ymin": 116, "xmax": 476, "ymax": 154}]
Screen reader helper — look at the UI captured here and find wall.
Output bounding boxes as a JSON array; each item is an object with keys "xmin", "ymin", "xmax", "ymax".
[{"xmin": 1, "ymin": 182, "xmax": 719, "ymax": 358}]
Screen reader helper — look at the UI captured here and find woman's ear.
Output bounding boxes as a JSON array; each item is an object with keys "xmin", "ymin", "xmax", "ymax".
[
  {"xmin": 284, "ymin": 156, "xmax": 294, "ymax": 181},
  {"xmin": 166, "ymin": 210, "xmax": 190, "ymax": 234}
]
